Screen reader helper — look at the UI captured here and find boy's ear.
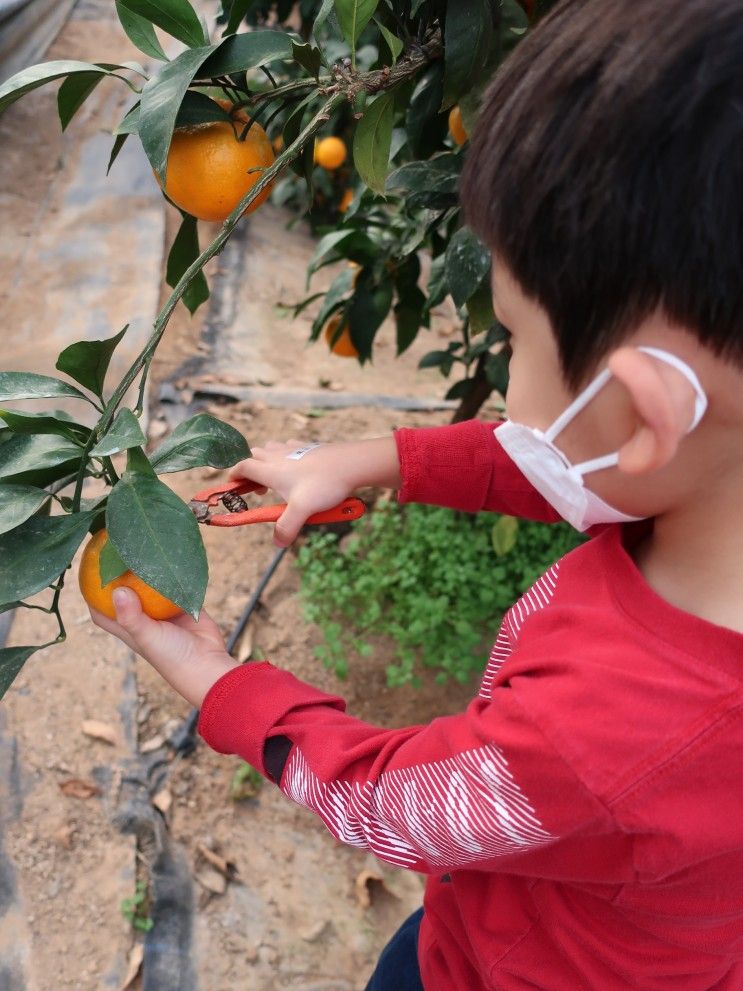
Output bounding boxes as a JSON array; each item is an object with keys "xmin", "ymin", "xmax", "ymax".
[{"xmin": 607, "ymin": 347, "xmax": 698, "ymax": 475}]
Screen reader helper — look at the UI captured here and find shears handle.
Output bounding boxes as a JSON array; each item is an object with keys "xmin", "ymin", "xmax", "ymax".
[{"xmin": 207, "ymin": 496, "xmax": 366, "ymax": 528}]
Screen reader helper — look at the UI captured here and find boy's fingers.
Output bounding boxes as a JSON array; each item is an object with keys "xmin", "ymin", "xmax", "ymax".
[
  {"xmin": 273, "ymin": 502, "xmax": 308, "ymax": 547},
  {"xmin": 112, "ymin": 587, "xmax": 160, "ymax": 646},
  {"xmin": 228, "ymin": 458, "xmax": 272, "ymax": 488}
]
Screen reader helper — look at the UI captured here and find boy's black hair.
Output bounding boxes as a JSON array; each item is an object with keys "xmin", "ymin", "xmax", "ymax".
[{"xmin": 460, "ymin": 0, "xmax": 743, "ymax": 389}]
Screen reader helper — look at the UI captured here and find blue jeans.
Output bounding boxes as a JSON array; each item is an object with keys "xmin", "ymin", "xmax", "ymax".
[{"xmin": 364, "ymin": 908, "xmax": 425, "ymax": 991}]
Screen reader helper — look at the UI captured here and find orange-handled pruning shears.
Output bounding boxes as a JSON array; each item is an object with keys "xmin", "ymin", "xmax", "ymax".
[{"xmin": 188, "ymin": 479, "xmax": 366, "ymax": 528}]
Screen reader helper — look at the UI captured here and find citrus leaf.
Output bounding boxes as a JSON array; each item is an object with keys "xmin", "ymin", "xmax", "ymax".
[
  {"xmin": 56, "ymin": 326, "xmax": 128, "ymax": 399},
  {"xmin": 139, "ymin": 45, "xmax": 216, "ymax": 180},
  {"xmin": 467, "ymin": 276, "xmax": 496, "ymax": 334},
  {"xmin": 114, "ymin": 102, "xmax": 141, "ymax": 135},
  {"xmin": 445, "ymin": 227, "xmax": 491, "ymax": 308},
  {"xmin": 99, "ymin": 538, "xmax": 129, "ymax": 585},
  {"xmin": 165, "ymin": 215, "xmax": 209, "ymax": 315},
  {"xmin": 0, "ymin": 372, "xmax": 90, "ymax": 404},
  {"xmin": 0, "ymin": 60, "xmax": 140, "ymax": 115},
  {"xmin": 347, "ymin": 280, "xmax": 393, "ymax": 363},
  {"xmin": 334, "ymin": 0, "xmax": 379, "ymax": 49},
  {"xmin": 107, "ymin": 133, "xmax": 130, "ymax": 174},
  {"xmin": 292, "ymin": 40, "xmax": 322, "ymax": 79},
  {"xmin": 0, "ymin": 410, "xmax": 90, "ymax": 445},
  {"xmin": 0, "ymin": 646, "xmax": 41, "ymax": 701},
  {"xmin": 353, "ymin": 91, "xmax": 394, "ymax": 195},
  {"xmin": 0, "ymin": 435, "xmax": 82, "ymax": 488},
  {"xmin": 174, "ymin": 90, "xmax": 231, "ymax": 128},
  {"xmin": 491, "ymin": 515, "xmax": 519, "ymax": 557},
  {"xmin": 116, "ymin": 0, "xmax": 207, "ymax": 48},
  {"xmin": 310, "ymin": 266, "xmax": 356, "ymax": 339},
  {"xmin": 442, "ymin": 0, "xmax": 494, "ymax": 110},
  {"xmin": 126, "ymin": 447, "xmax": 157, "ymax": 476},
  {"xmin": 485, "ymin": 350, "xmax": 510, "ymax": 397},
  {"xmin": 0, "ymin": 485, "xmax": 50, "ymax": 536},
  {"xmin": 0, "ymin": 511, "xmax": 95, "ymax": 605},
  {"xmin": 149, "ymin": 413, "xmax": 250, "ymax": 474},
  {"xmin": 313, "ymin": 0, "xmax": 336, "ymax": 37},
  {"xmin": 394, "ymin": 285, "xmax": 426, "ymax": 356},
  {"xmin": 115, "ymin": 1, "xmax": 169, "ymax": 60},
  {"xmin": 106, "ymin": 474, "xmax": 207, "ymax": 618},
  {"xmin": 90, "ymin": 409, "xmax": 146, "ymax": 457},
  {"xmin": 200, "ymin": 30, "xmax": 294, "ymax": 76},
  {"xmin": 222, "ymin": 0, "xmax": 254, "ymax": 36},
  {"xmin": 57, "ymin": 72, "xmax": 103, "ymax": 131},
  {"xmin": 374, "ymin": 19, "xmax": 402, "ymax": 64}
]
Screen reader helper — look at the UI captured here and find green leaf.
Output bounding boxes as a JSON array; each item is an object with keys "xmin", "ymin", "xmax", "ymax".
[
  {"xmin": 0, "ymin": 646, "xmax": 41, "ymax": 701},
  {"xmin": 99, "ymin": 538, "xmax": 129, "ymax": 584},
  {"xmin": 424, "ymin": 253, "xmax": 448, "ymax": 314},
  {"xmin": 114, "ymin": 102, "xmax": 141, "ymax": 135},
  {"xmin": 467, "ymin": 276, "xmax": 495, "ymax": 334},
  {"xmin": 116, "ymin": 0, "xmax": 207, "ymax": 48},
  {"xmin": 374, "ymin": 19, "xmax": 403, "ymax": 64},
  {"xmin": 442, "ymin": 0, "xmax": 494, "ymax": 110},
  {"xmin": 0, "ymin": 372, "xmax": 90, "ymax": 404},
  {"xmin": 353, "ymin": 91, "xmax": 394, "ymax": 196},
  {"xmin": 445, "ymin": 227, "xmax": 491, "ymax": 308},
  {"xmin": 0, "ymin": 435, "xmax": 82, "ymax": 487},
  {"xmin": 0, "ymin": 410, "xmax": 90, "ymax": 445},
  {"xmin": 394, "ymin": 285, "xmax": 426, "ymax": 356},
  {"xmin": 200, "ymin": 30, "xmax": 294, "ymax": 77},
  {"xmin": 386, "ymin": 153, "xmax": 459, "ymax": 210},
  {"xmin": 107, "ymin": 133, "xmax": 130, "ymax": 174},
  {"xmin": 347, "ymin": 280, "xmax": 394, "ymax": 362},
  {"xmin": 139, "ymin": 46, "xmax": 216, "ymax": 179},
  {"xmin": 334, "ymin": 0, "xmax": 379, "ymax": 49},
  {"xmin": 310, "ymin": 266, "xmax": 356, "ymax": 339},
  {"xmin": 107, "ymin": 474, "xmax": 208, "ymax": 618},
  {"xmin": 222, "ymin": 0, "xmax": 255, "ymax": 36},
  {"xmin": 282, "ymin": 95, "xmax": 316, "ymax": 186},
  {"xmin": 115, "ymin": 1, "xmax": 169, "ymax": 60},
  {"xmin": 57, "ymin": 72, "xmax": 103, "ymax": 131},
  {"xmin": 0, "ymin": 485, "xmax": 50, "ymax": 536},
  {"xmin": 292, "ymin": 40, "xmax": 322, "ymax": 79},
  {"xmin": 90, "ymin": 409, "xmax": 147, "ymax": 457},
  {"xmin": 165, "ymin": 215, "xmax": 210, "ymax": 315},
  {"xmin": 405, "ymin": 62, "xmax": 446, "ymax": 159},
  {"xmin": 149, "ymin": 413, "xmax": 250, "ymax": 474},
  {"xmin": 126, "ymin": 447, "xmax": 157, "ymax": 476},
  {"xmin": 485, "ymin": 349, "xmax": 510, "ymax": 397},
  {"xmin": 56, "ymin": 326, "xmax": 128, "ymax": 399},
  {"xmin": 174, "ymin": 90, "xmax": 231, "ymax": 128},
  {"xmin": 0, "ymin": 512, "xmax": 95, "ymax": 605},
  {"xmin": 313, "ymin": 0, "xmax": 336, "ymax": 37},
  {"xmin": 491, "ymin": 515, "xmax": 519, "ymax": 557},
  {"xmin": 0, "ymin": 61, "xmax": 139, "ymax": 116},
  {"xmin": 307, "ymin": 229, "xmax": 374, "ymax": 279}
]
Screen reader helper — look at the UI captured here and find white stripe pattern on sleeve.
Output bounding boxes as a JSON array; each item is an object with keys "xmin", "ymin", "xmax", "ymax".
[
  {"xmin": 281, "ymin": 742, "xmax": 553, "ymax": 870},
  {"xmin": 479, "ymin": 563, "xmax": 561, "ymax": 700}
]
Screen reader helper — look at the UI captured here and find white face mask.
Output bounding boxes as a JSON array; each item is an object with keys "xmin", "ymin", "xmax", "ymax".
[{"xmin": 495, "ymin": 347, "xmax": 708, "ymax": 532}]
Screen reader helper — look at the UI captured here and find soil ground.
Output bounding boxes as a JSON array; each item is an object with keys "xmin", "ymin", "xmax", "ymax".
[{"xmin": 0, "ymin": 5, "xmax": 503, "ymax": 988}]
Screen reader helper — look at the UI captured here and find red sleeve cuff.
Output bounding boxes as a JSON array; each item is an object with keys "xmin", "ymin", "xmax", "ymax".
[
  {"xmin": 197, "ymin": 661, "xmax": 346, "ymax": 774},
  {"xmin": 394, "ymin": 419, "xmax": 499, "ymax": 511}
]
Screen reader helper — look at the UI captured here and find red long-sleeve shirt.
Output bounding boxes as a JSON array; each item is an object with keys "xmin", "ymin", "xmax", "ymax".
[{"xmin": 198, "ymin": 420, "xmax": 743, "ymax": 990}]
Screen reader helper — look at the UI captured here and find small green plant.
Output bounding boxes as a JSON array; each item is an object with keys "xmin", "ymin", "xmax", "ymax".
[
  {"xmin": 229, "ymin": 761, "xmax": 264, "ymax": 801},
  {"xmin": 121, "ymin": 879, "xmax": 153, "ymax": 933},
  {"xmin": 297, "ymin": 501, "xmax": 582, "ymax": 687}
]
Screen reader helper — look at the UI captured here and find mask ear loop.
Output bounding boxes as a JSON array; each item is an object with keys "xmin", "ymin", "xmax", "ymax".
[
  {"xmin": 637, "ymin": 346, "xmax": 708, "ymax": 430},
  {"xmin": 542, "ymin": 367, "xmax": 613, "ymax": 444}
]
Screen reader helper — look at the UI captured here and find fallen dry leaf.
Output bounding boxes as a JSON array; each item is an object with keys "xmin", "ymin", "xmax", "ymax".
[
  {"xmin": 152, "ymin": 788, "xmax": 172, "ymax": 815},
  {"xmin": 196, "ymin": 842, "xmax": 240, "ymax": 883},
  {"xmin": 195, "ymin": 866, "xmax": 227, "ymax": 895},
  {"xmin": 59, "ymin": 778, "xmax": 101, "ymax": 800},
  {"xmin": 140, "ymin": 733, "xmax": 165, "ymax": 754},
  {"xmin": 80, "ymin": 719, "xmax": 117, "ymax": 746},
  {"xmin": 354, "ymin": 868, "xmax": 398, "ymax": 910},
  {"xmin": 118, "ymin": 943, "xmax": 144, "ymax": 991}
]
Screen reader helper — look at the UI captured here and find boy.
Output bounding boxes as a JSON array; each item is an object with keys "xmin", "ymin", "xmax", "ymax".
[{"xmin": 92, "ymin": 0, "xmax": 743, "ymax": 987}]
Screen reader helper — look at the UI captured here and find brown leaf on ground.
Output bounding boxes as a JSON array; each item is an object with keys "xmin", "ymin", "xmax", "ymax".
[
  {"xmin": 152, "ymin": 788, "xmax": 172, "ymax": 815},
  {"xmin": 118, "ymin": 943, "xmax": 144, "ymax": 991},
  {"xmin": 59, "ymin": 778, "xmax": 101, "ymax": 800},
  {"xmin": 80, "ymin": 719, "xmax": 118, "ymax": 746},
  {"xmin": 196, "ymin": 842, "xmax": 240, "ymax": 883},
  {"xmin": 195, "ymin": 865, "xmax": 227, "ymax": 896},
  {"xmin": 354, "ymin": 868, "xmax": 397, "ymax": 910}
]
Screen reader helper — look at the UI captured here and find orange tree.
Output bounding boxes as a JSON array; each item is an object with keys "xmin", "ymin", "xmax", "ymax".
[{"xmin": 0, "ymin": 0, "xmax": 557, "ymax": 697}]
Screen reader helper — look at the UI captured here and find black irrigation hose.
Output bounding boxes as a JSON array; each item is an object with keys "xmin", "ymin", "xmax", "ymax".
[{"xmin": 167, "ymin": 544, "xmax": 288, "ymax": 756}]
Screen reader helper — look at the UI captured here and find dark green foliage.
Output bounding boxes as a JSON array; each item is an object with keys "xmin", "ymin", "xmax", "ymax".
[{"xmin": 297, "ymin": 500, "xmax": 583, "ymax": 687}]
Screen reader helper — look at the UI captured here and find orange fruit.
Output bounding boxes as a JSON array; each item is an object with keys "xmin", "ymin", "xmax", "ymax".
[
  {"xmin": 79, "ymin": 529, "xmax": 182, "ymax": 621},
  {"xmin": 272, "ymin": 134, "xmax": 283, "ymax": 153},
  {"xmin": 324, "ymin": 313, "xmax": 358, "ymax": 358},
  {"xmin": 448, "ymin": 105, "xmax": 468, "ymax": 146},
  {"xmin": 161, "ymin": 99, "xmax": 274, "ymax": 223},
  {"xmin": 339, "ymin": 188, "xmax": 354, "ymax": 213},
  {"xmin": 315, "ymin": 136, "xmax": 347, "ymax": 170}
]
